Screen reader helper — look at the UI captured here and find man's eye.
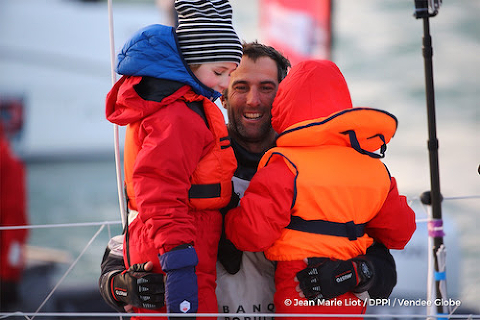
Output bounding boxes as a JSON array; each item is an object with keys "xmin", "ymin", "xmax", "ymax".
[
  {"xmin": 234, "ymin": 86, "xmax": 247, "ymax": 92},
  {"xmin": 261, "ymin": 86, "xmax": 274, "ymax": 92}
]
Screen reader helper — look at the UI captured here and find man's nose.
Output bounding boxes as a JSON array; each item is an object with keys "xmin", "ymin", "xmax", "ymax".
[{"xmin": 246, "ymin": 87, "xmax": 260, "ymax": 107}]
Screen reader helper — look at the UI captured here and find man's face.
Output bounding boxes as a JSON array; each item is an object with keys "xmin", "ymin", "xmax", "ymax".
[{"xmin": 223, "ymin": 56, "xmax": 279, "ymax": 145}]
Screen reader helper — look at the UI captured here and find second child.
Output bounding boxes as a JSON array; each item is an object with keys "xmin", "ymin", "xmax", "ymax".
[{"xmin": 225, "ymin": 60, "xmax": 416, "ymax": 319}]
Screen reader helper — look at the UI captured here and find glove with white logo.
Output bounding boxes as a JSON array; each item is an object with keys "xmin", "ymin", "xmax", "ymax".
[
  {"xmin": 295, "ymin": 258, "xmax": 373, "ymax": 300},
  {"xmin": 110, "ymin": 262, "xmax": 165, "ymax": 309},
  {"xmin": 159, "ymin": 244, "xmax": 198, "ymax": 319}
]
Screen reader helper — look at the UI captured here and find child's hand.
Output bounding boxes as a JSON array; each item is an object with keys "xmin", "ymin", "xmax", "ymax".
[{"xmin": 159, "ymin": 244, "xmax": 198, "ymax": 319}]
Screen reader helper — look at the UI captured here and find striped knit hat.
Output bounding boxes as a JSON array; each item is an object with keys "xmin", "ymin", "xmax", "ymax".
[{"xmin": 175, "ymin": 0, "xmax": 243, "ymax": 66}]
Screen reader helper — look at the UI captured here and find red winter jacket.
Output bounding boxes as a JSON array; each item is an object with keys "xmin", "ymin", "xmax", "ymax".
[{"xmin": 106, "ymin": 76, "xmax": 236, "ymax": 255}]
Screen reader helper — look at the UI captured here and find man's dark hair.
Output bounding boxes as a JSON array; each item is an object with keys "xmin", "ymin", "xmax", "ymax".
[{"xmin": 242, "ymin": 41, "xmax": 291, "ymax": 82}]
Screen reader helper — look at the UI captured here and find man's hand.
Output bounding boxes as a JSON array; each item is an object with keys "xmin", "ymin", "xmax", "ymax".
[
  {"xmin": 111, "ymin": 261, "xmax": 165, "ymax": 309},
  {"xmin": 295, "ymin": 258, "xmax": 373, "ymax": 300}
]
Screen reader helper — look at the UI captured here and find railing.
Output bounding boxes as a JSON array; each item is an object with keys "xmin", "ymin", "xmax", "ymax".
[{"xmin": 1, "ymin": 196, "xmax": 479, "ymax": 319}]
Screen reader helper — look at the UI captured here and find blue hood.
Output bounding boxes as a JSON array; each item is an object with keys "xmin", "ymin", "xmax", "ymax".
[{"xmin": 116, "ymin": 24, "xmax": 221, "ymax": 101}]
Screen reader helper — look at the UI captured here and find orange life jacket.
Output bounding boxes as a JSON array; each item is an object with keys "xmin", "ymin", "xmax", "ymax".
[
  {"xmin": 259, "ymin": 108, "xmax": 397, "ymax": 261},
  {"xmin": 124, "ymin": 89, "xmax": 236, "ymax": 212}
]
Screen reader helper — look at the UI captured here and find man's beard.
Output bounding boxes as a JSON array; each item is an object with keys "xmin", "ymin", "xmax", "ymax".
[{"xmin": 231, "ymin": 113, "xmax": 272, "ymax": 143}]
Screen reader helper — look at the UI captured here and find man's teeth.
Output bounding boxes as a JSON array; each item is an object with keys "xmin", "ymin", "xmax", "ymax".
[{"xmin": 244, "ymin": 113, "xmax": 262, "ymax": 119}]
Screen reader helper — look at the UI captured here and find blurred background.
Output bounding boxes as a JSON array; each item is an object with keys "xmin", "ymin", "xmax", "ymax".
[{"xmin": 0, "ymin": 0, "xmax": 478, "ymax": 315}]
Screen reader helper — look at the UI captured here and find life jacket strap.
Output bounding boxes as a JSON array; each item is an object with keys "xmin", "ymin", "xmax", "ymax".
[
  {"xmin": 189, "ymin": 183, "xmax": 221, "ymax": 199},
  {"xmin": 342, "ymin": 130, "xmax": 386, "ymax": 159},
  {"xmin": 287, "ymin": 216, "xmax": 366, "ymax": 241}
]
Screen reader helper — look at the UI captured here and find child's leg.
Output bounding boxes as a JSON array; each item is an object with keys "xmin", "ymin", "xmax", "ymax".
[
  {"xmin": 125, "ymin": 212, "xmax": 222, "ymax": 319},
  {"xmin": 274, "ymin": 260, "xmax": 366, "ymax": 320},
  {"xmin": 193, "ymin": 210, "xmax": 222, "ymax": 315}
]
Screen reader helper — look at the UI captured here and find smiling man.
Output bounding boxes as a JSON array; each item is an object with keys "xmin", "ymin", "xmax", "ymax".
[
  {"xmin": 223, "ymin": 51, "xmax": 281, "ymax": 154},
  {"xmin": 215, "ymin": 42, "xmax": 290, "ymax": 315}
]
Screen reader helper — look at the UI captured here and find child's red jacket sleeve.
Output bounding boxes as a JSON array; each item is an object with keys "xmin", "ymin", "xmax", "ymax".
[
  {"xmin": 225, "ymin": 157, "xmax": 295, "ymax": 252},
  {"xmin": 365, "ymin": 177, "xmax": 416, "ymax": 249}
]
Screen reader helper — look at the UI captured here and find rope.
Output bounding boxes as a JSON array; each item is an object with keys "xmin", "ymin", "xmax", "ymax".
[
  {"xmin": 107, "ymin": 0, "xmax": 127, "ymax": 228},
  {"xmin": 3, "ymin": 216, "xmax": 440, "ymax": 230},
  {"xmin": 1, "ymin": 312, "xmax": 480, "ymax": 319},
  {"xmin": 30, "ymin": 225, "xmax": 106, "ymax": 319},
  {"xmin": 0, "ymin": 220, "xmax": 121, "ymax": 231},
  {"xmin": 444, "ymin": 195, "xmax": 480, "ymax": 201}
]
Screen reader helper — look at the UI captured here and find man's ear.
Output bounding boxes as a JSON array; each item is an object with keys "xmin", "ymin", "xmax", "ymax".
[{"xmin": 220, "ymin": 94, "xmax": 226, "ymax": 109}]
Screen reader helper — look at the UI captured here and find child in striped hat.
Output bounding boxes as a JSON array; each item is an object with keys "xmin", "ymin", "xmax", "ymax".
[
  {"xmin": 105, "ymin": 0, "xmax": 242, "ymax": 318},
  {"xmin": 176, "ymin": 0, "xmax": 243, "ymax": 66}
]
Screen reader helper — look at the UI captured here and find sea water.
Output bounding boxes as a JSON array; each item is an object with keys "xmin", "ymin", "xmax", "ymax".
[{"xmin": 1, "ymin": 0, "xmax": 478, "ymax": 313}]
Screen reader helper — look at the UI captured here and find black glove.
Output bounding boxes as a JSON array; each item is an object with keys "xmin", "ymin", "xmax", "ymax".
[
  {"xmin": 111, "ymin": 262, "xmax": 165, "ymax": 309},
  {"xmin": 218, "ymin": 188, "xmax": 243, "ymax": 274},
  {"xmin": 220, "ymin": 189, "xmax": 240, "ymax": 216},
  {"xmin": 296, "ymin": 257, "xmax": 373, "ymax": 300},
  {"xmin": 217, "ymin": 234, "xmax": 243, "ymax": 275},
  {"xmin": 360, "ymin": 242, "xmax": 396, "ymax": 298}
]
